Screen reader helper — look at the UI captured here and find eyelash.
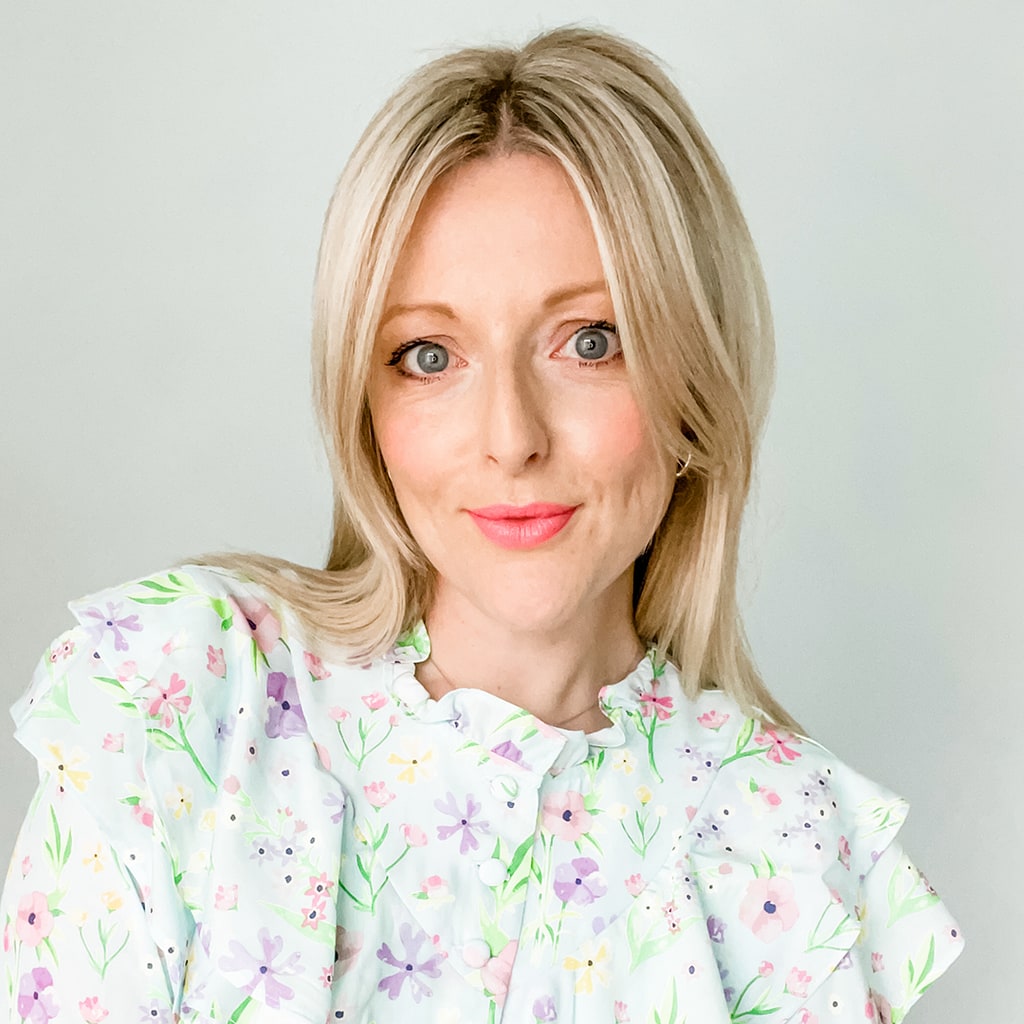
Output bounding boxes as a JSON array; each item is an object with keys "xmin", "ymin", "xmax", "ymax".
[{"xmin": 386, "ymin": 321, "xmax": 621, "ymax": 381}]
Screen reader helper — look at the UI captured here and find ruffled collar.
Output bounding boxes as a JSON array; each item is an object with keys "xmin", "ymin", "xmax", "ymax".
[{"xmin": 382, "ymin": 619, "xmax": 663, "ymax": 772}]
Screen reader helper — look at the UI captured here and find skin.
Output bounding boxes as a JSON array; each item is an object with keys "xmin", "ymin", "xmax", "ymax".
[{"xmin": 367, "ymin": 152, "xmax": 675, "ymax": 732}]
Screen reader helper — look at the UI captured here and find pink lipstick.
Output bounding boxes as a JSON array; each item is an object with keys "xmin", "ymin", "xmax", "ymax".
[{"xmin": 466, "ymin": 503, "xmax": 578, "ymax": 550}]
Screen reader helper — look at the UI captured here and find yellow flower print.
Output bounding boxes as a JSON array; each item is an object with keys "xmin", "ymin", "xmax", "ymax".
[
  {"xmin": 563, "ymin": 940, "xmax": 610, "ymax": 994},
  {"xmin": 82, "ymin": 843, "xmax": 105, "ymax": 874},
  {"xmin": 101, "ymin": 890, "xmax": 123, "ymax": 912},
  {"xmin": 166, "ymin": 785, "xmax": 193, "ymax": 819},
  {"xmin": 635, "ymin": 785, "xmax": 653, "ymax": 805},
  {"xmin": 44, "ymin": 743, "xmax": 91, "ymax": 793},
  {"xmin": 200, "ymin": 809, "xmax": 217, "ymax": 831},
  {"xmin": 387, "ymin": 738, "xmax": 436, "ymax": 784},
  {"xmin": 611, "ymin": 749, "xmax": 636, "ymax": 774}
]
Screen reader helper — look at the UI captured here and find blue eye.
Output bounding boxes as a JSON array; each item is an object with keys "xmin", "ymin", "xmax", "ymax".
[
  {"xmin": 565, "ymin": 321, "xmax": 620, "ymax": 362},
  {"xmin": 389, "ymin": 341, "xmax": 450, "ymax": 377}
]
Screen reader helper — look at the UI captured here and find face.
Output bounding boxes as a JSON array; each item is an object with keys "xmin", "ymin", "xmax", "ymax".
[{"xmin": 367, "ymin": 152, "xmax": 675, "ymax": 637}]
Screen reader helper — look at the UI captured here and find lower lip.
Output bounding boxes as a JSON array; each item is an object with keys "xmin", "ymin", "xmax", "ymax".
[{"xmin": 467, "ymin": 509, "xmax": 577, "ymax": 550}]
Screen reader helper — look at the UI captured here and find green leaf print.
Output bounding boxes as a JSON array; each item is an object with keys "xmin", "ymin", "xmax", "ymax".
[
  {"xmin": 886, "ymin": 859, "xmax": 939, "ymax": 926},
  {"xmin": 29, "ymin": 668, "xmax": 80, "ymax": 724}
]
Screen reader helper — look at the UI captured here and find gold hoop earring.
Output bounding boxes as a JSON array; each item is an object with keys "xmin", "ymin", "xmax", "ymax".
[{"xmin": 675, "ymin": 453, "xmax": 692, "ymax": 479}]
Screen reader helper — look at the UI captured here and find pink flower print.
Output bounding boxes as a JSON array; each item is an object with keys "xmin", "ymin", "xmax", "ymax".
[
  {"xmin": 305, "ymin": 873, "xmax": 335, "ymax": 902},
  {"xmin": 115, "ymin": 660, "xmax": 137, "ymax": 682},
  {"xmin": 838, "ymin": 835, "xmax": 852, "ymax": 869},
  {"xmin": 542, "ymin": 790, "xmax": 592, "ymax": 841},
  {"xmin": 228, "ymin": 596, "xmax": 281, "ymax": 654},
  {"xmin": 740, "ymin": 876, "xmax": 800, "ymax": 942},
  {"xmin": 223, "ymin": 775, "xmax": 241, "ymax": 795},
  {"xmin": 206, "ymin": 645, "xmax": 226, "ymax": 677},
  {"xmin": 362, "ymin": 691, "xmax": 388, "ymax": 711},
  {"xmin": 871, "ymin": 951, "xmax": 885, "ymax": 972},
  {"xmin": 364, "ymin": 781, "xmax": 396, "ymax": 808},
  {"xmin": 17, "ymin": 967, "xmax": 58, "ymax": 1023},
  {"xmin": 553, "ymin": 858, "xmax": 607, "ymax": 906},
  {"xmin": 869, "ymin": 991, "xmax": 893, "ymax": 1024},
  {"xmin": 328, "ymin": 705, "xmax": 349, "ymax": 721},
  {"xmin": 758, "ymin": 960, "xmax": 774, "ymax": 977},
  {"xmin": 131, "ymin": 802, "xmax": 154, "ymax": 828},
  {"xmin": 101, "ymin": 732, "xmax": 124, "ymax": 753},
  {"xmin": 265, "ymin": 672, "xmax": 307, "ymax": 739},
  {"xmin": 798, "ymin": 1012, "xmax": 820, "ymax": 1024},
  {"xmin": 638, "ymin": 680, "xmax": 674, "ymax": 720},
  {"xmin": 48, "ymin": 637, "xmax": 76, "ymax": 663},
  {"xmin": 697, "ymin": 708, "xmax": 730, "ymax": 730},
  {"xmin": 303, "ymin": 651, "xmax": 331, "ymax": 680},
  {"xmin": 756, "ymin": 784, "xmax": 782, "ymax": 809},
  {"xmin": 419, "ymin": 875, "xmax": 450, "ymax": 900},
  {"xmin": 624, "ymin": 873, "xmax": 646, "ymax": 896},
  {"xmin": 80, "ymin": 601, "xmax": 142, "ymax": 652},
  {"xmin": 481, "ymin": 940, "xmax": 518, "ymax": 1006},
  {"xmin": 144, "ymin": 673, "xmax": 191, "ymax": 728},
  {"xmin": 20, "ymin": 856, "xmax": 32, "ymax": 877},
  {"xmin": 78, "ymin": 995, "xmax": 109, "ymax": 1022},
  {"xmin": 219, "ymin": 927, "xmax": 303, "ymax": 1009},
  {"xmin": 301, "ymin": 902, "xmax": 328, "ymax": 930},
  {"xmin": 320, "ymin": 966, "xmax": 333, "ymax": 988},
  {"xmin": 786, "ymin": 967, "xmax": 812, "ymax": 998},
  {"xmin": 614, "ymin": 1001, "xmax": 630, "ymax": 1022},
  {"xmin": 376, "ymin": 923, "xmax": 445, "ymax": 1002},
  {"xmin": 435, "ymin": 791, "xmax": 490, "ymax": 854},
  {"xmin": 401, "ymin": 824, "xmax": 428, "ymax": 847},
  {"xmin": 16, "ymin": 892, "xmax": 53, "ymax": 947},
  {"xmin": 215, "ymin": 884, "xmax": 238, "ymax": 911},
  {"xmin": 754, "ymin": 728, "xmax": 801, "ymax": 764},
  {"xmin": 662, "ymin": 900, "xmax": 683, "ymax": 932}
]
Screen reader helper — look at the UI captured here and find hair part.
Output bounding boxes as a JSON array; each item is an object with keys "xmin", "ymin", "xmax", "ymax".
[{"xmin": 198, "ymin": 24, "xmax": 798, "ymax": 731}]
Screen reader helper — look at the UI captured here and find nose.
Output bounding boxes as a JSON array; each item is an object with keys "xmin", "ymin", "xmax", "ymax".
[{"xmin": 479, "ymin": 361, "xmax": 550, "ymax": 473}]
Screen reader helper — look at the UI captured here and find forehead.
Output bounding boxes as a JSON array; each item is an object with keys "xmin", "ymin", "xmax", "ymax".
[{"xmin": 385, "ymin": 152, "xmax": 608, "ymax": 306}]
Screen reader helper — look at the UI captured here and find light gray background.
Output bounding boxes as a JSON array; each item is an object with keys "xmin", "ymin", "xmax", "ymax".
[{"xmin": 1, "ymin": 2, "xmax": 1019, "ymax": 1020}]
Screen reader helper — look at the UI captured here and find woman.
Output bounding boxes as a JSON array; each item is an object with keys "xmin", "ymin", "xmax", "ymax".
[{"xmin": 1, "ymin": 26, "xmax": 960, "ymax": 1023}]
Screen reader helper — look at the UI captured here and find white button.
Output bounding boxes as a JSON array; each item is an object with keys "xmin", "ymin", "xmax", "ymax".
[
  {"xmin": 478, "ymin": 858, "xmax": 508, "ymax": 886},
  {"xmin": 461, "ymin": 938, "xmax": 491, "ymax": 969},
  {"xmin": 490, "ymin": 774, "xmax": 519, "ymax": 800}
]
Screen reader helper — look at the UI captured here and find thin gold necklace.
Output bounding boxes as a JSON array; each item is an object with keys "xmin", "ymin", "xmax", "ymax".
[{"xmin": 423, "ymin": 657, "xmax": 602, "ymax": 732}]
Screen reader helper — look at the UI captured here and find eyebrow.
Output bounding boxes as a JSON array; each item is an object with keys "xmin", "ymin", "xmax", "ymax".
[{"xmin": 379, "ymin": 279, "xmax": 610, "ymax": 328}]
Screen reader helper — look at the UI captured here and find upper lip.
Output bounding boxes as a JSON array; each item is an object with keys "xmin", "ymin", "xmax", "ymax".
[{"xmin": 467, "ymin": 503, "xmax": 578, "ymax": 520}]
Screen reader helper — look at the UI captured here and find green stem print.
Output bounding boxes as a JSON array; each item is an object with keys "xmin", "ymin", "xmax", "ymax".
[{"xmin": 77, "ymin": 918, "xmax": 130, "ymax": 979}]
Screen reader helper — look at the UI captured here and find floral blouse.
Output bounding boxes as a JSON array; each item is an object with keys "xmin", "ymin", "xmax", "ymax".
[{"xmin": 1, "ymin": 566, "xmax": 962, "ymax": 1023}]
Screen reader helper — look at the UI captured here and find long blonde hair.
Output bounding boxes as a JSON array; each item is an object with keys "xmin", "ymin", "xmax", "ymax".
[{"xmin": 202, "ymin": 25, "xmax": 796, "ymax": 729}]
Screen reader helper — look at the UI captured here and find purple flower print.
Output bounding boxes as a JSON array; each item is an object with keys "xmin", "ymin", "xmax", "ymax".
[
  {"xmin": 491, "ymin": 739, "xmax": 524, "ymax": 764},
  {"xmin": 17, "ymin": 967, "xmax": 58, "ymax": 1023},
  {"xmin": 80, "ymin": 601, "xmax": 142, "ymax": 652},
  {"xmin": 324, "ymin": 791, "xmax": 345, "ymax": 824},
  {"xmin": 435, "ymin": 792, "xmax": 490, "ymax": 854},
  {"xmin": 376, "ymin": 922, "xmax": 444, "ymax": 1002},
  {"xmin": 533, "ymin": 994, "xmax": 558, "ymax": 1021},
  {"xmin": 707, "ymin": 914, "xmax": 727, "ymax": 943},
  {"xmin": 137, "ymin": 1000, "xmax": 173, "ymax": 1023},
  {"xmin": 219, "ymin": 927, "xmax": 303, "ymax": 1008},
  {"xmin": 553, "ymin": 857, "xmax": 608, "ymax": 906},
  {"xmin": 265, "ymin": 672, "xmax": 307, "ymax": 739}
]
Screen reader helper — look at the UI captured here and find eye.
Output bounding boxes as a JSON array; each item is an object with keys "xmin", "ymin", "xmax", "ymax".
[
  {"xmin": 558, "ymin": 321, "xmax": 621, "ymax": 364},
  {"xmin": 387, "ymin": 340, "xmax": 450, "ymax": 378}
]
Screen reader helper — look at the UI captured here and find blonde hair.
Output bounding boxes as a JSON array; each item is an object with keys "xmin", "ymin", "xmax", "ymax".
[{"xmin": 202, "ymin": 25, "xmax": 797, "ymax": 730}]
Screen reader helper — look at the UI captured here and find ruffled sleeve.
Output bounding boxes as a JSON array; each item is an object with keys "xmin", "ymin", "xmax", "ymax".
[
  {"xmin": 683, "ymin": 715, "xmax": 962, "ymax": 1023},
  {"xmin": 2, "ymin": 566, "xmax": 349, "ymax": 1024},
  {"xmin": 2, "ymin": 624, "xmax": 190, "ymax": 1022}
]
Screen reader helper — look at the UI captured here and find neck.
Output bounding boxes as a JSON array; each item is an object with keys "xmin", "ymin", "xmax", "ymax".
[{"xmin": 417, "ymin": 571, "xmax": 644, "ymax": 733}]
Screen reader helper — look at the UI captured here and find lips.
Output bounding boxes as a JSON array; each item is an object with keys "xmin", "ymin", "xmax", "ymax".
[{"xmin": 466, "ymin": 503, "xmax": 578, "ymax": 550}]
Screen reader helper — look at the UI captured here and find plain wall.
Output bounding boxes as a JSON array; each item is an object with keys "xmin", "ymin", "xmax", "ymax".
[{"xmin": 2, "ymin": 2, "xmax": 1020, "ymax": 1020}]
